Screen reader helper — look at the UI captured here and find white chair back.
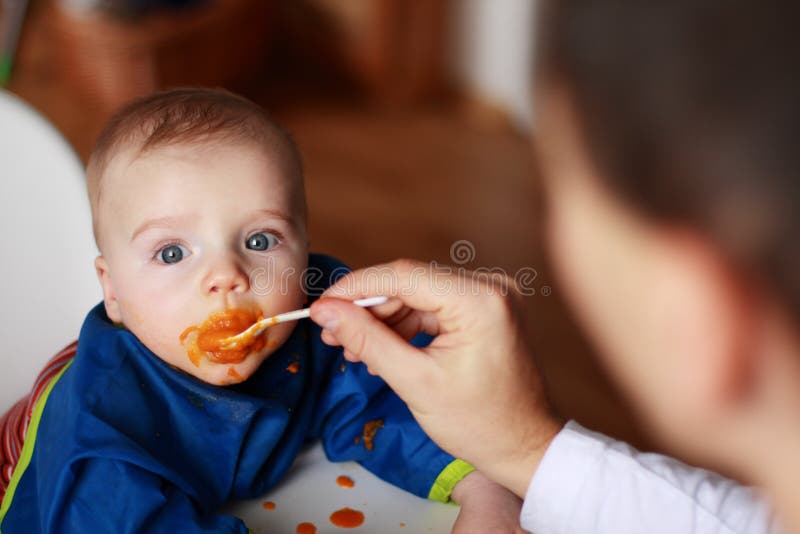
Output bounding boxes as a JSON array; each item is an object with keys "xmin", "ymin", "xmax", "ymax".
[{"xmin": 0, "ymin": 90, "xmax": 101, "ymax": 410}]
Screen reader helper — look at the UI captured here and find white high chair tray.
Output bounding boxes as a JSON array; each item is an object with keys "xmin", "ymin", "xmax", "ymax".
[{"xmin": 224, "ymin": 443, "xmax": 459, "ymax": 533}]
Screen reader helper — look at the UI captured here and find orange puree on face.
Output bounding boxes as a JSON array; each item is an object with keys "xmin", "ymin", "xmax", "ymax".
[
  {"xmin": 336, "ymin": 475, "xmax": 355, "ymax": 488},
  {"xmin": 329, "ymin": 507, "xmax": 365, "ymax": 528},
  {"xmin": 296, "ymin": 522, "xmax": 316, "ymax": 534},
  {"xmin": 180, "ymin": 308, "xmax": 265, "ymax": 366}
]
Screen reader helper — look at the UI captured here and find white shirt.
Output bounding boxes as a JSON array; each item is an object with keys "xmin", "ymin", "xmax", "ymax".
[{"xmin": 520, "ymin": 420, "xmax": 781, "ymax": 534}]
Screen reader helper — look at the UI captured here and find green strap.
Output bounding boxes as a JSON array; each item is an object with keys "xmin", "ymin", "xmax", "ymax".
[{"xmin": 427, "ymin": 458, "xmax": 475, "ymax": 504}]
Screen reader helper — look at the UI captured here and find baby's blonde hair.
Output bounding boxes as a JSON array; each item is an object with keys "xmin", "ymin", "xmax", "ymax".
[{"xmin": 86, "ymin": 87, "xmax": 305, "ymax": 249}]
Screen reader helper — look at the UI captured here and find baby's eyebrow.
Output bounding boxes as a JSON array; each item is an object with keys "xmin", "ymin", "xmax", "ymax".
[
  {"xmin": 131, "ymin": 215, "xmax": 196, "ymax": 242},
  {"xmin": 253, "ymin": 209, "xmax": 294, "ymax": 226}
]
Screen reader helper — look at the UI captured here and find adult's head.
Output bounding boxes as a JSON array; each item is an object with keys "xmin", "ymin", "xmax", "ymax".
[{"xmin": 535, "ymin": 0, "xmax": 799, "ymax": 482}]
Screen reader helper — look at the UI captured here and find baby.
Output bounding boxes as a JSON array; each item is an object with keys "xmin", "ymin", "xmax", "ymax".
[{"xmin": 0, "ymin": 88, "xmax": 522, "ymax": 532}]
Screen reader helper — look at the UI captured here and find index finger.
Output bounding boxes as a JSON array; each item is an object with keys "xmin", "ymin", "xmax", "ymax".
[{"xmin": 322, "ymin": 258, "xmax": 467, "ymax": 318}]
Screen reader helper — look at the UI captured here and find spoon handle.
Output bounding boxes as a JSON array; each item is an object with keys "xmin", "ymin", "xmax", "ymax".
[{"xmin": 269, "ymin": 296, "xmax": 389, "ymax": 325}]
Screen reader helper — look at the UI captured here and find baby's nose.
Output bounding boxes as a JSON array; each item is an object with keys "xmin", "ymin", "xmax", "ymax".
[{"xmin": 204, "ymin": 260, "xmax": 249, "ymax": 295}]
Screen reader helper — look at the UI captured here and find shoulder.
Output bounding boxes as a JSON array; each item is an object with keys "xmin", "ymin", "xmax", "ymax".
[
  {"xmin": 306, "ymin": 254, "xmax": 351, "ymax": 302},
  {"xmin": 308, "ymin": 253, "xmax": 351, "ymax": 276}
]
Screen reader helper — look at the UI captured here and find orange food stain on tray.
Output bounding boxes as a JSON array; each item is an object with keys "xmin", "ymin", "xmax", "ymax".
[
  {"xmin": 361, "ymin": 419, "xmax": 383, "ymax": 451},
  {"xmin": 330, "ymin": 507, "xmax": 365, "ymax": 528},
  {"xmin": 296, "ymin": 522, "xmax": 316, "ymax": 534},
  {"xmin": 336, "ymin": 475, "xmax": 355, "ymax": 488},
  {"xmin": 262, "ymin": 501, "xmax": 276, "ymax": 510},
  {"xmin": 180, "ymin": 308, "xmax": 265, "ymax": 366},
  {"xmin": 286, "ymin": 361, "xmax": 300, "ymax": 374}
]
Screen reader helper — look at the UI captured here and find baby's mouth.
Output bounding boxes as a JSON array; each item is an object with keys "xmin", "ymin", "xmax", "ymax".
[{"xmin": 180, "ymin": 308, "xmax": 266, "ymax": 367}]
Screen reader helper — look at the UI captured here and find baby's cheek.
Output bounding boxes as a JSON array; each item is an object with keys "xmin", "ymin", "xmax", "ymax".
[
  {"xmin": 128, "ymin": 319, "xmax": 184, "ymax": 361},
  {"xmin": 275, "ymin": 322, "xmax": 297, "ymax": 345}
]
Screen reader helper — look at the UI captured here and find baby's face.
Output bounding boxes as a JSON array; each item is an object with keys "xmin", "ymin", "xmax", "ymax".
[{"xmin": 95, "ymin": 142, "xmax": 308, "ymax": 385}]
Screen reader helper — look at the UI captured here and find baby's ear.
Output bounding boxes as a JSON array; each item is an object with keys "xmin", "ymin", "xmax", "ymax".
[{"xmin": 95, "ymin": 256, "xmax": 122, "ymax": 323}]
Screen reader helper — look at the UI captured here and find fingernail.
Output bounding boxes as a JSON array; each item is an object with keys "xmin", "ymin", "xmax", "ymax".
[{"xmin": 314, "ymin": 308, "xmax": 339, "ymax": 331}]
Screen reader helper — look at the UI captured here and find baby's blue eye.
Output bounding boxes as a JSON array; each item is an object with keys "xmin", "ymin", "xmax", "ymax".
[
  {"xmin": 157, "ymin": 244, "xmax": 189, "ymax": 264},
  {"xmin": 246, "ymin": 232, "xmax": 278, "ymax": 251}
]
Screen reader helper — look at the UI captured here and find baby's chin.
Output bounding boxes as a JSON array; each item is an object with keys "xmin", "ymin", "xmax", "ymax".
[
  {"xmin": 183, "ymin": 348, "xmax": 275, "ymax": 386},
  {"xmin": 172, "ymin": 321, "xmax": 296, "ymax": 385}
]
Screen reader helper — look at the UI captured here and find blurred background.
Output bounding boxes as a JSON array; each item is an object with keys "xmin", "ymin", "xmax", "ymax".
[{"xmin": 0, "ymin": 0, "xmax": 651, "ymax": 449}]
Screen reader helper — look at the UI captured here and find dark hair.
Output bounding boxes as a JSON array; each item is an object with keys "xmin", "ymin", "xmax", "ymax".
[
  {"xmin": 87, "ymin": 87, "xmax": 305, "ymax": 246},
  {"xmin": 538, "ymin": 1, "xmax": 800, "ymax": 318}
]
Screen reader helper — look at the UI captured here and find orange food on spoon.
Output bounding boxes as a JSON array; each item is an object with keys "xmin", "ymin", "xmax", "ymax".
[{"xmin": 180, "ymin": 308, "xmax": 265, "ymax": 366}]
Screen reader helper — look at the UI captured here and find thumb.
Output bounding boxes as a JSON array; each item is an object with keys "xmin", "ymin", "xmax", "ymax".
[{"xmin": 310, "ymin": 298, "xmax": 427, "ymax": 392}]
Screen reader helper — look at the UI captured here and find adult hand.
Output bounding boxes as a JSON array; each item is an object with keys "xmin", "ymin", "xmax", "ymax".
[{"xmin": 309, "ymin": 259, "xmax": 564, "ymax": 497}]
